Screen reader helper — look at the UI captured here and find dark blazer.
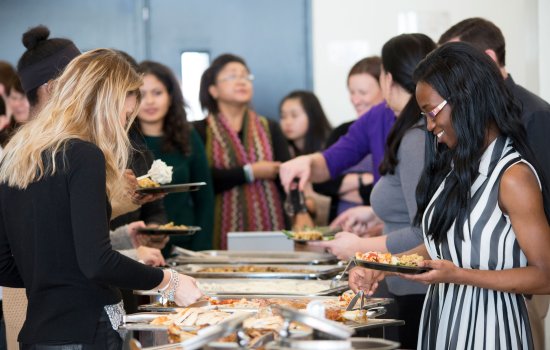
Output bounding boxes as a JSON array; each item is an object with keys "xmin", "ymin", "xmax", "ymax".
[
  {"xmin": 506, "ymin": 75, "xmax": 550, "ymax": 195},
  {"xmin": 110, "ymin": 126, "xmax": 167, "ymax": 229}
]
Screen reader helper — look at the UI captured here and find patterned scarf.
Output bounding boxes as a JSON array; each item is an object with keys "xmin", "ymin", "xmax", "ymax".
[{"xmin": 206, "ymin": 110, "xmax": 286, "ymax": 249}]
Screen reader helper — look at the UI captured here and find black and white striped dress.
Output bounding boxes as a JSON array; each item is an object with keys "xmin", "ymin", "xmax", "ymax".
[{"xmin": 418, "ymin": 137, "xmax": 534, "ymax": 349}]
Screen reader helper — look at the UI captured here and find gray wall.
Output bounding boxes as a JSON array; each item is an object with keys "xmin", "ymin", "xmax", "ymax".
[{"xmin": 0, "ymin": 0, "xmax": 312, "ymax": 119}]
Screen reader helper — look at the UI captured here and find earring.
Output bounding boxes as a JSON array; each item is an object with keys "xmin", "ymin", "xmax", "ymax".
[{"xmin": 433, "ymin": 135, "xmax": 438, "ymax": 153}]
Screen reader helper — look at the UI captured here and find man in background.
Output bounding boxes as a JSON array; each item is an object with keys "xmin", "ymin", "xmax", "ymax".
[{"xmin": 440, "ymin": 17, "xmax": 550, "ymax": 350}]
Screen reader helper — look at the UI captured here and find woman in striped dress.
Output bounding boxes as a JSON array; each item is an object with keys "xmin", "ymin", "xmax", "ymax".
[{"xmin": 349, "ymin": 42, "xmax": 550, "ymax": 349}]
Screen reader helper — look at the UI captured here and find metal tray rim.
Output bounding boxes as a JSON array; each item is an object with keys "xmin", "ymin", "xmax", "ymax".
[{"xmin": 175, "ymin": 264, "xmax": 343, "ymax": 279}]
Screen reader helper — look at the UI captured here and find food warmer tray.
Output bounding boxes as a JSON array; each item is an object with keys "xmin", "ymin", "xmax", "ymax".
[
  {"xmin": 168, "ymin": 249, "xmax": 338, "ymax": 265},
  {"xmin": 120, "ymin": 306, "xmax": 252, "ymax": 332},
  {"xmin": 135, "ymin": 279, "xmax": 348, "ymax": 301},
  {"xmin": 265, "ymin": 337, "xmax": 400, "ymax": 350},
  {"xmin": 137, "ymin": 295, "xmax": 393, "ymax": 313},
  {"xmin": 138, "ymin": 294, "xmax": 394, "ymax": 313},
  {"xmin": 128, "ymin": 312, "xmax": 251, "ymax": 350},
  {"xmin": 173, "ymin": 264, "xmax": 344, "ymax": 279},
  {"xmin": 196, "ymin": 278, "xmax": 348, "ymax": 296}
]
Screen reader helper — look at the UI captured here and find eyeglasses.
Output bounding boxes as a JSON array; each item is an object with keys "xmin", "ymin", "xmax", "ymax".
[
  {"xmin": 217, "ymin": 73, "xmax": 255, "ymax": 83},
  {"xmin": 421, "ymin": 100, "xmax": 447, "ymax": 121}
]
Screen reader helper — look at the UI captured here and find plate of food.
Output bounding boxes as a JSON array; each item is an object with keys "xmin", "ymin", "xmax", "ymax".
[
  {"xmin": 137, "ymin": 222, "xmax": 201, "ymax": 236},
  {"xmin": 136, "ymin": 181, "xmax": 206, "ymax": 194},
  {"xmin": 136, "ymin": 159, "xmax": 206, "ymax": 194},
  {"xmin": 354, "ymin": 251, "xmax": 431, "ymax": 274},
  {"xmin": 282, "ymin": 227, "xmax": 336, "ymax": 243}
]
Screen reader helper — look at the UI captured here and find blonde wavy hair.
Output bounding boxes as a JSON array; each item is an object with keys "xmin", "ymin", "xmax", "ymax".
[{"xmin": 0, "ymin": 48, "xmax": 142, "ymax": 200}]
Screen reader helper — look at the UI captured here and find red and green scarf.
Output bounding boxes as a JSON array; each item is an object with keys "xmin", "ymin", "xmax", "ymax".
[{"xmin": 206, "ymin": 110, "xmax": 286, "ymax": 249}]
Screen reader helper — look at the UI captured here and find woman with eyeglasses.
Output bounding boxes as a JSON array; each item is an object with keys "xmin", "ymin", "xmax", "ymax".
[
  {"xmin": 350, "ymin": 42, "xmax": 550, "ymax": 350},
  {"xmin": 194, "ymin": 53, "xmax": 290, "ymax": 249},
  {"xmin": 281, "ymin": 34, "xmax": 436, "ymax": 348}
]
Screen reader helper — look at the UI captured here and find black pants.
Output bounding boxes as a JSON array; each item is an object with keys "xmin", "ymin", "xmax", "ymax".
[
  {"xmin": 20, "ymin": 311, "xmax": 122, "ymax": 350},
  {"xmin": 394, "ymin": 293, "xmax": 426, "ymax": 349}
]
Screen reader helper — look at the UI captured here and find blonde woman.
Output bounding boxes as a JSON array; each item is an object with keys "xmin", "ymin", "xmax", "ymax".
[{"xmin": 0, "ymin": 49, "xmax": 202, "ymax": 349}]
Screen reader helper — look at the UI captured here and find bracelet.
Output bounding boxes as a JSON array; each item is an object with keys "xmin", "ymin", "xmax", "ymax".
[
  {"xmin": 157, "ymin": 269, "xmax": 172, "ymax": 293},
  {"xmin": 243, "ymin": 164, "xmax": 255, "ymax": 183},
  {"xmin": 159, "ymin": 269, "xmax": 179, "ymax": 302}
]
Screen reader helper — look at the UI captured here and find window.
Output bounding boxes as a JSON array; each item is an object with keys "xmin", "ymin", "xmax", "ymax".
[{"xmin": 181, "ymin": 51, "xmax": 210, "ymax": 121}]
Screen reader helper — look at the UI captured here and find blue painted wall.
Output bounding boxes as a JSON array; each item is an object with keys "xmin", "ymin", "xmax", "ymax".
[{"xmin": 0, "ymin": 0, "xmax": 312, "ymax": 119}]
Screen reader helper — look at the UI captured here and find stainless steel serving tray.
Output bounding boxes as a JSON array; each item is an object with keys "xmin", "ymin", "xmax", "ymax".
[
  {"xmin": 168, "ymin": 250, "xmax": 338, "ymax": 265},
  {"xmin": 196, "ymin": 278, "xmax": 348, "ymax": 296},
  {"xmin": 120, "ymin": 308, "xmax": 250, "ymax": 332},
  {"xmin": 208, "ymin": 295, "xmax": 393, "ymax": 310},
  {"xmin": 137, "ymin": 296, "xmax": 393, "ymax": 314},
  {"xmin": 129, "ymin": 312, "xmax": 252, "ymax": 350},
  {"xmin": 173, "ymin": 264, "xmax": 344, "ymax": 279},
  {"xmin": 120, "ymin": 312, "xmax": 173, "ymax": 331},
  {"xmin": 344, "ymin": 318, "xmax": 404, "ymax": 331},
  {"xmin": 266, "ymin": 337, "xmax": 400, "ymax": 350}
]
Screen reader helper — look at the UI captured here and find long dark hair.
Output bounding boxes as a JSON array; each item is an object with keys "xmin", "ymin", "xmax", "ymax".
[
  {"xmin": 1, "ymin": 77, "xmax": 26, "ymax": 147},
  {"xmin": 412, "ymin": 42, "xmax": 548, "ymax": 244},
  {"xmin": 378, "ymin": 33, "xmax": 436, "ymax": 175},
  {"xmin": 137, "ymin": 60, "xmax": 191, "ymax": 155},
  {"xmin": 279, "ymin": 90, "xmax": 332, "ymax": 155},
  {"xmin": 199, "ymin": 53, "xmax": 249, "ymax": 115}
]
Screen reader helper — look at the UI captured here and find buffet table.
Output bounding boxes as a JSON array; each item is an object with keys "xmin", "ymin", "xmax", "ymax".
[{"xmin": 127, "ymin": 248, "xmax": 404, "ymax": 349}]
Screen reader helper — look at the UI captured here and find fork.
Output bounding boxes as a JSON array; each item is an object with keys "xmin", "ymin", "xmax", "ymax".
[{"xmin": 330, "ymin": 258, "xmax": 355, "ymax": 288}]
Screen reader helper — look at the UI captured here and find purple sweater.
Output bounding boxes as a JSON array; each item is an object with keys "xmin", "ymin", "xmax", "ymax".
[{"xmin": 322, "ymin": 102, "xmax": 396, "ymax": 182}]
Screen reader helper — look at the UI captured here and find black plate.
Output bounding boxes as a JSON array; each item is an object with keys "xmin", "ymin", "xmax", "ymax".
[
  {"xmin": 137, "ymin": 226, "xmax": 201, "ymax": 236},
  {"xmin": 282, "ymin": 230, "xmax": 334, "ymax": 243},
  {"xmin": 136, "ymin": 182, "xmax": 206, "ymax": 194},
  {"xmin": 355, "ymin": 259, "xmax": 431, "ymax": 274}
]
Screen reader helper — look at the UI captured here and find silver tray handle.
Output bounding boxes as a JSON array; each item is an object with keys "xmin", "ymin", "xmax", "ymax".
[{"xmin": 272, "ymin": 305, "xmax": 354, "ymax": 340}]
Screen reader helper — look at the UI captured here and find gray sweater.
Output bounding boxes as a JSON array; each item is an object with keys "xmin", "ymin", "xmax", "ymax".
[
  {"xmin": 111, "ymin": 225, "xmax": 138, "ymax": 260},
  {"xmin": 370, "ymin": 123, "xmax": 427, "ymax": 296}
]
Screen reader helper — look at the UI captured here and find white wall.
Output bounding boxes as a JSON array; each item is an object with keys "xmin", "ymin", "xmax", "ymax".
[
  {"xmin": 539, "ymin": 0, "xmax": 550, "ymax": 102},
  {"xmin": 312, "ymin": 0, "xmax": 544, "ymax": 126}
]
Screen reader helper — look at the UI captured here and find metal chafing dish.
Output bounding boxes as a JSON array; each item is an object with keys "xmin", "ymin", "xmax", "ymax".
[
  {"xmin": 135, "ymin": 279, "xmax": 349, "ymax": 304},
  {"xmin": 168, "ymin": 249, "xmax": 338, "ymax": 265},
  {"xmin": 137, "ymin": 295, "xmax": 393, "ymax": 312},
  {"xmin": 127, "ymin": 300, "xmax": 401, "ymax": 349},
  {"xmin": 122, "ymin": 312, "xmax": 172, "ymax": 331},
  {"xmin": 129, "ymin": 312, "xmax": 252, "ymax": 350},
  {"xmin": 195, "ymin": 278, "xmax": 348, "ymax": 296},
  {"xmin": 208, "ymin": 295, "xmax": 392, "ymax": 307},
  {"xmin": 264, "ymin": 305, "xmax": 400, "ymax": 350},
  {"xmin": 173, "ymin": 264, "xmax": 344, "ymax": 279},
  {"xmin": 134, "ymin": 296, "xmax": 397, "ymax": 334},
  {"xmin": 265, "ymin": 338, "xmax": 400, "ymax": 350}
]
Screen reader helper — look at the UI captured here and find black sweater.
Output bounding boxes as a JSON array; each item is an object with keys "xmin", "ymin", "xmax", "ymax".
[
  {"xmin": 0, "ymin": 140, "xmax": 163, "ymax": 344},
  {"xmin": 110, "ymin": 127, "xmax": 167, "ymax": 229}
]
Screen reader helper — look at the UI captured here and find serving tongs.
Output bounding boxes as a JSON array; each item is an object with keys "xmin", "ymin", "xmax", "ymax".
[
  {"xmin": 273, "ymin": 304, "xmax": 354, "ymax": 348},
  {"xmin": 345, "ymin": 290, "xmax": 366, "ymax": 311},
  {"xmin": 171, "ymin": 246, "xmax": 208, "ymax": 258},
  {"xmin": 330, "ymin": 259, "xmax": 355, "ymax": 288}
]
